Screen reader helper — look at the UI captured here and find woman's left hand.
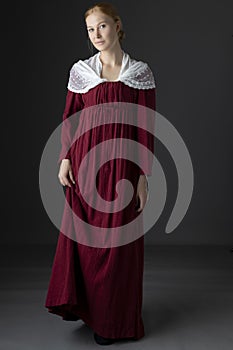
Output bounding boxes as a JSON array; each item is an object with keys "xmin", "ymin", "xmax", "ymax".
[{"xmin": 136, "ymin": 175, "xmax": 148, "ymax": 212}]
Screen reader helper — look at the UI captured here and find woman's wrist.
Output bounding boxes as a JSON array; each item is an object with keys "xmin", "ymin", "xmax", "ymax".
[
  {"xmin": 138, "ymin": 174, "xmax": 149, "ymax": 191},
  {"xmin": 139, "ymin": 174, "xmax": 148, "ymax": 180}
]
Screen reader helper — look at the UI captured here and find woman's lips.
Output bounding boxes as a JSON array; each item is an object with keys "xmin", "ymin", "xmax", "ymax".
[{"xmin": 96, "ymin": 41, "xmax": 104, "ymax": 44}]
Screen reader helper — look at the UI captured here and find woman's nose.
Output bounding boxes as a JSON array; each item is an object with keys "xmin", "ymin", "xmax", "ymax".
[{"xmin": 95, "ymin": 29, "xmax": 101, "ymax": 38}]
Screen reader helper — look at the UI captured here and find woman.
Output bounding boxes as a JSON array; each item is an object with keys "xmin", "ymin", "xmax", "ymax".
[{"xmin": 45, "ymin": 1, "xmax": 156, "ymax": 345}]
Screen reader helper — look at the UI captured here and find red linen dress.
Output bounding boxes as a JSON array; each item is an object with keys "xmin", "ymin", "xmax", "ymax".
[{"xmin": 45, "ymin": 77, "xmax": 156, "ymax": 340}]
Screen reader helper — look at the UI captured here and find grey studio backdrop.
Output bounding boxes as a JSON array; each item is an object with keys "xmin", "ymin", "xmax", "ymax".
[{"xmin": 4, "ymin": 0, "xmax": 233, "ymax": 246}]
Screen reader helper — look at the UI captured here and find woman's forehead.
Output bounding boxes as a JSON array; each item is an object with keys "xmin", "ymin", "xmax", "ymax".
[{"xmin": 86, "ymin": 11, "xmax": 111, "ymax": 26}]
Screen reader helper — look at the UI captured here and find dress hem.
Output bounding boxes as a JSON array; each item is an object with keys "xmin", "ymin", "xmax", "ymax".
[{"xmin": 45, "ymin": 303, "xmax": 145, "ymax": 340}]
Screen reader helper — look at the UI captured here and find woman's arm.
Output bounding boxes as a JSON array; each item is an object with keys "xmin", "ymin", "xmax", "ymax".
[
  {"xmin": 58, "ymin": 90, "xmax": 84, "ymax": 187},
  {"xmin": 135, "ymin": 87, "xmax": 156, "ymax": 211},
  {"xmin": 58, "ymin": 90, "xmax": 84, "ymax": 164}
]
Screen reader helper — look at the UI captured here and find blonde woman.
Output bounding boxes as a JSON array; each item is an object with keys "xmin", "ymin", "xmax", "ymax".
[{"xmin": 45, "ymin": 1, "xmax": 156, "ymax": 345}]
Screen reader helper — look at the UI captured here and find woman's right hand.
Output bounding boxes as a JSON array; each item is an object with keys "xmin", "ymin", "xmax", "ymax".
[{"xmin": 58, "ymin": 159, "xmax": 76, "ymax": 187}]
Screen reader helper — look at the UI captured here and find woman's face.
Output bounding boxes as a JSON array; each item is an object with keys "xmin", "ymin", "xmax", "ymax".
[{"xmin": 86, "ymin": 8, "xmax": 120, "ymax": 51}]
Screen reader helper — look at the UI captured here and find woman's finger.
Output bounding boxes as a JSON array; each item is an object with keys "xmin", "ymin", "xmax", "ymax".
[
  {"xmin": 58, "ymin": 174, "xmax": 65, "ymax": 186},
  {"xmin": 69, "ymin": 169, "xmax": 76, "ymax": 184},
  {"xmin": 136, "ymin": 191, "xmax": 148, "ymax": 212},
  {"xmin": 64, "ymin": 177, "xmax": 72, "ymax": 187},
  {"xmin": 58, "ymin": 174, "xmax": 72, "ymax": 187},
  {"xmin": 136, "ymin": 195, "xmax": 143, "ymax": 212}
]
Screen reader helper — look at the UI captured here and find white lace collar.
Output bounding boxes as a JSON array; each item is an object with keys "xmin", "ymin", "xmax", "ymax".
[{"xmin": 67, "ymin": 50, "xmax": 156, "ymax": 93}]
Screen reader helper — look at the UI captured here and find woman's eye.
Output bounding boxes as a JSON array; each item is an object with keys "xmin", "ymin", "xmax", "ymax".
[{"xmin": 87, "ymin": 24, "xmax": 105, "ymax": 33}]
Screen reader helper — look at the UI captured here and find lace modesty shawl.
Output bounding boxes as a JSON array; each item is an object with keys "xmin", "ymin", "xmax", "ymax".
[{"xmin": 67, "ymin": 50, "xmax": 156, "ymax": 93}]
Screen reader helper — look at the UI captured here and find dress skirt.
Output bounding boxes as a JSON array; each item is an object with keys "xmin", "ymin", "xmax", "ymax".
[{"xmin": 45, "ymin": 81, "xmax": 156, "ymax": 340}]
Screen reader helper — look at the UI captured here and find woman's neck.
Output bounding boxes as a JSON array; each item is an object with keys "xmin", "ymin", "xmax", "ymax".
[{"xmin": 99, "ymin": 47, "xmax": 123, "ymax": 68}]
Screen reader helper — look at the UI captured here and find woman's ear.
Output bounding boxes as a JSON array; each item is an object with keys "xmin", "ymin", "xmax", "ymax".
[{"xmin": 116, "ymin": 19, "xmax": 121, "ymax": 33}]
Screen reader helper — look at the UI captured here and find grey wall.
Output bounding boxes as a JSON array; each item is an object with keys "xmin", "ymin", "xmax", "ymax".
[{"xmin": 3, "ymin": 0, "xmax": 233, "ymax": 245}]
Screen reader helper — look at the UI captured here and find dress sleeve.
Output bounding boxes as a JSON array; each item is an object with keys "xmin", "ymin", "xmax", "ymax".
[
  {"xmin": 136, "ymin": 87, "xmax": 156, "ymax": 176},
  {"xmin": 58, "ymin": 89, "xmax": 84, "ymax": 164}
]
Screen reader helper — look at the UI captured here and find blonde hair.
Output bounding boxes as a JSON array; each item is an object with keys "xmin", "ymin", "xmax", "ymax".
[{"xmin": 84, "ymin": 2, "xmax": 126, "ymax": 43}]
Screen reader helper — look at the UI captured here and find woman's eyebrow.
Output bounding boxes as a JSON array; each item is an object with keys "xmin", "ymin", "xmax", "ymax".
[{"xmin": 87, "ymin": 21, "xmax": 106, "ymax": 28}]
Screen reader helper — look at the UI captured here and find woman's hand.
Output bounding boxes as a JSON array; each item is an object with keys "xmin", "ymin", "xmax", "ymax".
[
  {"xmin": 58, "ymin": 159, "xmax": 76, "ymax": 188},
  {"xmin": 136, "ymin": 175, "xmax": 148, "ymax": 212}
]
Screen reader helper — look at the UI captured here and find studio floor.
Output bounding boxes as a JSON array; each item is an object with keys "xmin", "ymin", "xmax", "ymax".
[{"xmin": 0, "ymin": 244, "xmax": 232, "ymax": 350}]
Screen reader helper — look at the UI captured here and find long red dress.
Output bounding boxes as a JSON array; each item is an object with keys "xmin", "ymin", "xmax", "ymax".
[{"xmin": 45, "ymin": 79, "xmax": 156, "ymax": 340}]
